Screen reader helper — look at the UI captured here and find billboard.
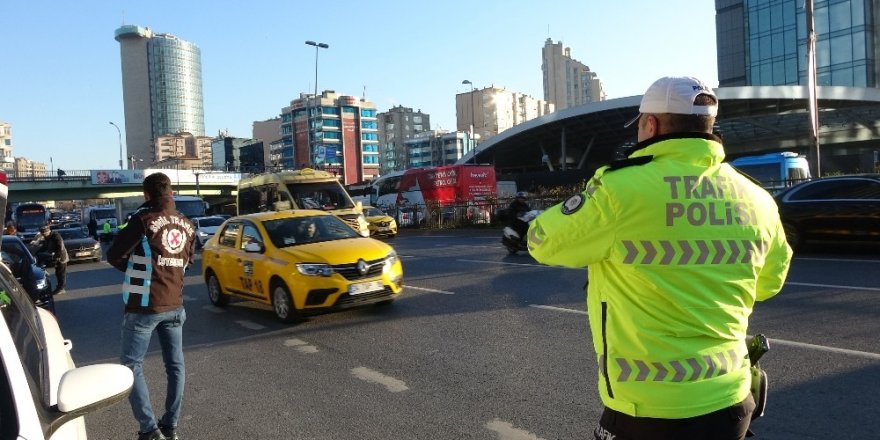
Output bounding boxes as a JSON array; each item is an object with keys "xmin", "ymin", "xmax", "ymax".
[{"xmin": 91, "ymin": 169, "xmax": 242, "ymax": 185}]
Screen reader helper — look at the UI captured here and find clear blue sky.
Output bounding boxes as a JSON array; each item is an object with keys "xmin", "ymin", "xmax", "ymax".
[{"xmin": 0, "ymin": 0, "xmax": 718, "ymax": 171}]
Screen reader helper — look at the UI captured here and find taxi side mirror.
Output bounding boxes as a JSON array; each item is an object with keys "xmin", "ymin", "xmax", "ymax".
[{"xmin": 243, "ymin": 242, "xmax": 264, "ymax": 253}]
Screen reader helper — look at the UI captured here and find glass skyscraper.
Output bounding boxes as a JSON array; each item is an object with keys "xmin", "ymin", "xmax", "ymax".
[
  {"xmin": 115, "ymin": 25, "xmax": 205, "ymax": 168},
  {"xmin": 716, "ymin": 0, "xmax": 877, "ymax": 87}
]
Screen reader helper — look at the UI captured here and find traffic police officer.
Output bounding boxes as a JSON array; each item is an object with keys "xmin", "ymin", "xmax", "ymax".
[{"xmin": 528, "ymin": 76, "xmax": 793, "ymax": 440}]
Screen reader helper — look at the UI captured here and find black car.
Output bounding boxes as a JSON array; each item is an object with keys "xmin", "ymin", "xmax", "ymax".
[
  {"xmin": 774, "ymin": 174, "xmax": 880, "ymax": 250},
  {"xmin": 56, "ymin": 227, "xmax": 102, "ymax": 262},
  {"xmin": 1, "ymin": 235, "xmax": 55, "ymax": 313}
]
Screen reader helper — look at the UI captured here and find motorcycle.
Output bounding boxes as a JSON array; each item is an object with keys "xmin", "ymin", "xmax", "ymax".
[{"xmin": 501, "ymin": 209, "xmax": 542, "ymax": 255}]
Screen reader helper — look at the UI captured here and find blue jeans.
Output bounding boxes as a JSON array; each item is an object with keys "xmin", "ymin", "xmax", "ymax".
[{"xmin": 121, "ymin": 307, "xmax": 186, "ymax": 433}]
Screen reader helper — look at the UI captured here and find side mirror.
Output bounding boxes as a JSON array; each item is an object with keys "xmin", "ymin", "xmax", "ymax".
[
  {"xmin": 48, "ymin": 364, "xmax": 133, "ymax": 434},
  {"xmin": 244, "ymin": 242, "xmax": 264, "ymax": 253}
]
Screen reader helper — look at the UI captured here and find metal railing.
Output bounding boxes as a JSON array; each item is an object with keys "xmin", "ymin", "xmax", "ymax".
[{"xmin": 6, "ymin": 169, "xmax": 93, "ymax": 183}]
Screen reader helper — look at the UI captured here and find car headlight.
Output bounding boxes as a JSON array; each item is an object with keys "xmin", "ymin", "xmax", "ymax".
[
  {"xmin": 297, "ymin": 263, "xmax": 334, "ymax": 277},
  {"xmin": 383, "ymin": 250, "xmax": 398, "ymax": 272},
  {"xmin": 93, "ymin": 243, "xmax": 101, "ymax": 250},
  {"xmin": 36, "ymin": 278, "xmax": 48, "ymax": 290},
  {"xmin": 199, "ymin": 231, "xmax": 208, "ymax": 237}
]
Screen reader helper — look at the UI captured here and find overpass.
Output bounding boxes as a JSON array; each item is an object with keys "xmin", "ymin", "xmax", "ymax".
[{"xmin": 7, "ymin": 169, "xmax": 241, "ymax": 205}]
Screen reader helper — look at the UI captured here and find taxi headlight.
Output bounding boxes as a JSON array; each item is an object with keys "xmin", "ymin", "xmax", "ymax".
[
  {"xmin": 297, "ymin": 263, "xmax": 334, "ymax": 277},
  {"xmin": 383, "ymin": 251, "xmax": 398, "ymax": 272},
  {"xmin": 36, "ymin": 278, "xmax": 48, "ymax": 290}
]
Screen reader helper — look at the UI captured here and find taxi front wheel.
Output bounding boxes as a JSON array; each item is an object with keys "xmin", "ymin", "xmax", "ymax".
[
  {"xmin": 206, "ymin": 272, "xmax": 230, "ymax": 306},
  {"xmin": 271, "ymin": 281, "xmax": 301, "ymax": 324}
]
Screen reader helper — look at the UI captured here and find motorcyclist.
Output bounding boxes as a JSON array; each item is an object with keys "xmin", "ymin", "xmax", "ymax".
[{"xmin": 507, "ymin": 192, "xmax": 531, "ymax": 241}]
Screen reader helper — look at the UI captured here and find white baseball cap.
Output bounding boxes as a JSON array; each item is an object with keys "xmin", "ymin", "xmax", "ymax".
[{"xmin": 624, "ymin": 76, "xmax": 718, "ymax": 127}]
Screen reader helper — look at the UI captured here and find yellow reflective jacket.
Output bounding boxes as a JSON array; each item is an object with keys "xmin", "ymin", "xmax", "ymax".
[{"xmin": 528, "ymin": 133, "xmax": 792, "ymax": 419}]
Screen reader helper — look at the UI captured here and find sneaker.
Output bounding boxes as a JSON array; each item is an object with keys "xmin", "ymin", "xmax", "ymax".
[
  {"xmin": 137, "ymin": 429, "xmax": 165, "ymax": 440},
  {"xmin": 159, "ymin": 425, "xmax": 179, "ymax": 440}
]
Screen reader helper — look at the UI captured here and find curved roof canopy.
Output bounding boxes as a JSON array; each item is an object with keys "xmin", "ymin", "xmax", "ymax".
[{"xmin": 461, "ymin": 86, "xmax": 880, "ymax": 173}]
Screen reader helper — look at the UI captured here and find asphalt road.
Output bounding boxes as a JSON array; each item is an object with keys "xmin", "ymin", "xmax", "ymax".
[{"xmin": 52, "ymin": 232, "xmax": 880, "ymax": 440}]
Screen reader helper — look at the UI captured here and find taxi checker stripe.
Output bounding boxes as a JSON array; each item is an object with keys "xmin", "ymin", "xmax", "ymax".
[
  {"xmin": 614, "ymin": 350, "xmax": 742, "ymax": 382},
  {"xmin": 622, "ymin": 240, "xmax": 767, "ymax": 265}
]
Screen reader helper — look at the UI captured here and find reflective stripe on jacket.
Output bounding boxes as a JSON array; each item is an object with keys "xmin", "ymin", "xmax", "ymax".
[{"xmin": 527, "ymin": 133, "xmax": 792, "ymax": 419}]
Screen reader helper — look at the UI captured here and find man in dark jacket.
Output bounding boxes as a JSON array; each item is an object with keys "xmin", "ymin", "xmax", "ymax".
[
  {"xmin": 33, "ymin": 225, "xmax": 68, "ymax": 294},
  {"xmin": 506, "ymin": 191, "xmax": 532, "ymax": 239},
  {"xmin": 108, "ymin": 172, "xmax": 195, "ymax": 440}
]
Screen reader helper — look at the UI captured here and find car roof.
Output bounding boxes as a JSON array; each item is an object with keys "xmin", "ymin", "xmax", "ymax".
[{"xmin": 228, "ymin": 209, "xmax": 332, "ymax": 222}]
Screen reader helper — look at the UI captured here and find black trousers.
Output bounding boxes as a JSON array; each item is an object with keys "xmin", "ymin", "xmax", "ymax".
[
  {"xmin": 54, "ymin": 261, "xmax": 67, "ymax": 291},
  {"xmin": 595, "ymin": 394, "xmax": 755, "ymax": 440}
]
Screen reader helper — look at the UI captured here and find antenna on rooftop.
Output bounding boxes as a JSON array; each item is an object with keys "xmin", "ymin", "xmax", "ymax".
[{"xmin": 363, "ymin": 85, "xmax": 367, "ymax": 101}]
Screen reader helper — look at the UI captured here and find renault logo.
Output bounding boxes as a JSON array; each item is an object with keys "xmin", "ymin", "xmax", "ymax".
[{"xmin": 357, "ymin": 259, "xmax": 369, "ymax": 275}]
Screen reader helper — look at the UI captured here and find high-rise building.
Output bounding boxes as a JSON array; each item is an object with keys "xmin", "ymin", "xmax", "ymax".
[
  {"xmin": 542, "ymin": 38, "xmax": 607, "ymax": 110},
  {"xmin": 280, "ymin": 90, "xmax": 379, "ymax": 184},
  {"xmin": 115, "ymin": 25, "xmax": 205, "ymax": 168},
  {"xmin": 716, "ymin": 0, "xmax": 877, "ymax": 87},
  {"xmin": 404, "ymin": 130, "xmax": 470, "ymax": 169},
  {"xmin": 456, "ymin": 86, "xmax": 554, "ymax": 145},
  {"xmin": 0, "ymin": 121, "xmax": 14, "ymax": 172},
  {"xmin": 252, "ymin": 117, "xmax": 282, "ymax": 169},
  {"xmin": 377, "ymin": 106, "xmax": 431, "ymax": 174}
]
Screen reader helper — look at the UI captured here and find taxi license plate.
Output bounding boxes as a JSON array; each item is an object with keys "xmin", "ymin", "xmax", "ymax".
[
  {"xmin": 75, "ymin": 251, "xmax": 91, "ymax": 257},
  {"xmin": 349, "ymin": 280, "xmax": 384, "ymax": 295}
]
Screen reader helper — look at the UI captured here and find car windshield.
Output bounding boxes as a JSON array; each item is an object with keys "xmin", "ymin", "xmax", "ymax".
[
  {"xmin": 365, "ymin": 207, "xmax": 384, "ymax": 217},
  {"xmin": 287, "ymin": 182, "xmax": 355, "ymax": 210},
  {"xmin": 176, "ymin": 200, "xmax": 206, "ymax": 218},
  {"xmin": 262, "ymin": 215, "xmax": 360, "ymax": 248},
  {"xmin": 58, "ymin": 229, "xmax": 88, "ymax": 239},
  {"xmin": 196, "ymin": 217, "xmax": 225, "ymax": 228},
  {"xmin": 92, "ymin": 209, "xmax": 116, "ymax": 219}
]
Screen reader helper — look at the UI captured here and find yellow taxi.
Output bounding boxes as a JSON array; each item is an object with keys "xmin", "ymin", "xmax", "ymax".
[
  {"xmin": 201, "ymin": 210, "xmax": 404, "ymax": 323},
  {"xmin": 363, "ymin": 205, "xmax": 398, "ymax": 238}
]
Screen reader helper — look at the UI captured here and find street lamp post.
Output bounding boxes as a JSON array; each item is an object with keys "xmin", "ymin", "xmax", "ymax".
[
  {"xmin": 305, "ymin": 40, "xmax": 329, "ymax": 168},
  {"xmin": 109, "ymin": 121, "xmax": 123, "ymax": 170},
  {"xmin": 461, "ymin": 80, "xmax": 476, "ymax": 163},
  {"xmin": 128, "ymin": 155, "xmax": 144, "ymax": 170}
]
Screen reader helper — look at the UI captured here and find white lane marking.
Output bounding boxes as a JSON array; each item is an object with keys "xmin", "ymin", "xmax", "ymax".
[
  {"xmin": 796, "ymin": 257, "xmax": 880, "ymax": 264},
  {"xmin": 407, "ymin": 286, "xmax": 456, "ymax": 295},
  {"xmin": 201, "ymin": 305, "xmax": 226, "ymax": 314},
  {"xmin": 532, "ymin": 305, "xmax": 880, "ymax": 360},
  {"xmin": 786, "ymin": 282, "xmax": 880, "ymax": 292},
  {"xmin": 770, "ymin": 338, "xmax": 880, "ymax": 360},
  {"xmin": 235, "ymin": 320, "xmax": 266, "ymax": 330},
  {"xmin": 484, "ymin": 419, "xmax": 545, "ymax": 440},
  {"xmin": 183, "ymin": 295, "xmax": 198, "ymax": 301},
  {"xmin": 529, "ymin": 304, "xmax": 587, "ymax": 315},
  {"xmin": 457, "ymin": 259, "xmax": 568, "ymax": 269},
  {"xmin": 350, "ymin": 367, "xmax": 409, "ymax": 392},
  {"xmin": 283, "ymin": 338, "xmax": 319, "ymax": 353}
]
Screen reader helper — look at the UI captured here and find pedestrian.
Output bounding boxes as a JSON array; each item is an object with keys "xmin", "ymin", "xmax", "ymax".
[
  {"xmin": 527, "ymin": 76, "xmax": 793, "ymax": 440},
  {"xmin": 57, "ymin": 168, "xmax": 66, "ymax": 181},
  {"xmin": 108, "ymin": 172, "xmax": 195, "ymax": 440},
  {"xmin": 103, "ymin": 220, "xmax": 112, "ymax": 242},
  {"xmin": 32, "ymin": 225, "xmax": 68, "ymax": 294},
  {"xmin": 4, "ymin": 221, "xmax": 16, "ymax": 236}
]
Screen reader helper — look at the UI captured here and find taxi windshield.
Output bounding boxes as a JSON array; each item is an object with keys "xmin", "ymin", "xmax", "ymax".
[
  {"xmin": 262, "ymin": 215, "xmax": 360, "ymax": 248},
  {"xmin": 365, "ymin": 207, "xmax": 384, "ymax": 217}
]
